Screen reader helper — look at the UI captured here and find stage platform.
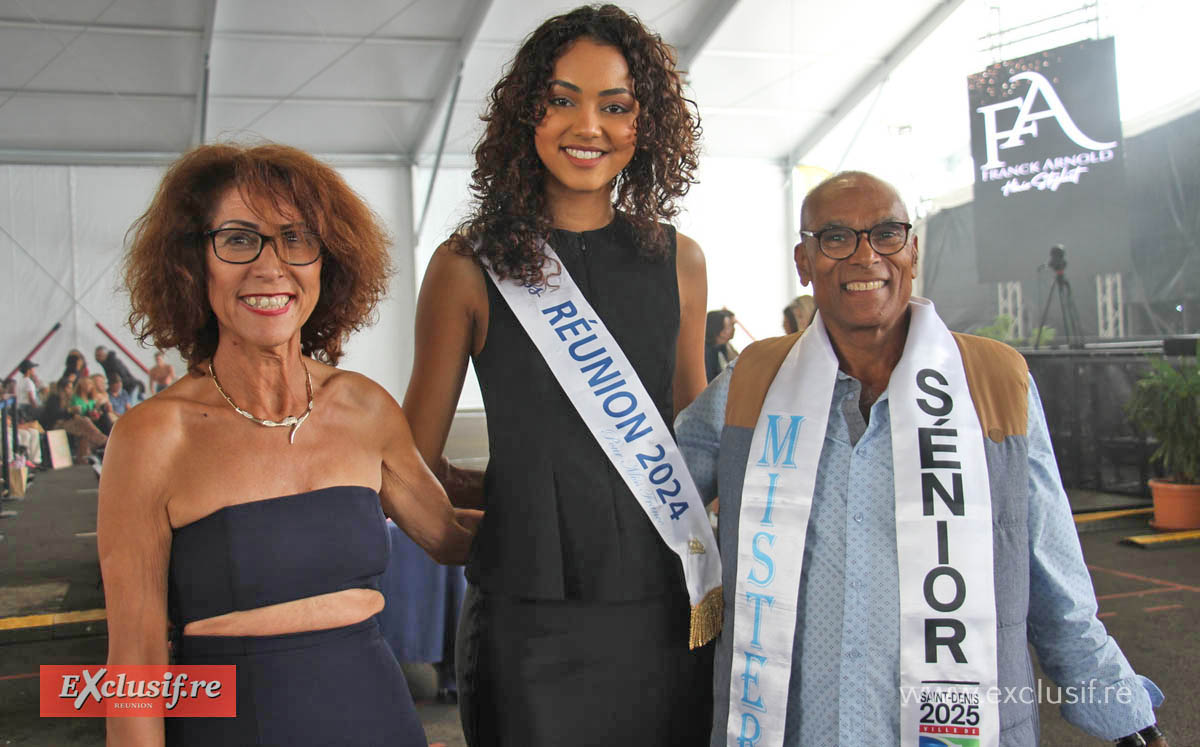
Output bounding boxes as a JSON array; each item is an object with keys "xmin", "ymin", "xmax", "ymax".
[{"xmin": 3, "ymin": 432, "xmax": 1197, "ymax": 745}]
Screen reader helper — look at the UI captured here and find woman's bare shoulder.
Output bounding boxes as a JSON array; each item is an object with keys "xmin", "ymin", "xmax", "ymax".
[
  {"xmin": 108, "ymin": 374, "xmax": 209, "ymax": 448},
  {"xmin": 100, "ymin": 375, "xmax": 213, "ymax": 502},
  {"xmin": 316, "ymin": 364, "xmax": 402, "ymax": 423},
  {"xmin": 675, "ymin": 231, "xmax": 706, "ymax": 267},
  {"xmin": 428, "ymin": 235, "xmax": 486, "ymax": 283}
]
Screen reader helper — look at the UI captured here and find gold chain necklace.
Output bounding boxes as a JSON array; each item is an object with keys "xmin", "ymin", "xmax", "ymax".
[{"xmin": 209, "ymin": 360, "xmax": 313, "ymax": 444}]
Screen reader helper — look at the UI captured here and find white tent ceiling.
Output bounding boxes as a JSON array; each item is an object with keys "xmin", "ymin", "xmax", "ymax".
[{"xmin": 0, "ymin": 0, "xmax": 961, "ymax": 165}]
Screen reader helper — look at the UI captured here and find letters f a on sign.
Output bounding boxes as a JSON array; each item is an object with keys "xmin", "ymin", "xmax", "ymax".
[{"xmin": 976, "ymin": 71, "xmax": 1116, "ymax": 169}]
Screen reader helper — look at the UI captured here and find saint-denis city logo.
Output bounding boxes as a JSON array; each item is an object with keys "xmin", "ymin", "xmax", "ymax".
[{"xmin": 40, "ymin": 665, "xmax": 236, "ymax": 717}]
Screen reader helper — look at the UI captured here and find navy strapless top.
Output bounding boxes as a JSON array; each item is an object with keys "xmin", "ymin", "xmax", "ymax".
[{"xmin": 168, "ymin": 486, "xmax": 388, "ymax": 628}]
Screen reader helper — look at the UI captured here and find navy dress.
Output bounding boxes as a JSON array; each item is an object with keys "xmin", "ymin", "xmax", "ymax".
[
  {"xmin": 166, "ymin": 486, "xmax": 426, "ymax": 746},
  {"xmin": 461, "ymin": 216, "xmax": 714, "ymax": 746}
]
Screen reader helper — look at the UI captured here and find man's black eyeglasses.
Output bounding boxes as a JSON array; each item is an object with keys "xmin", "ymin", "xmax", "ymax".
[{"xmin": 799, "ymin": 221, "xmax": 913, "ymax": 260}]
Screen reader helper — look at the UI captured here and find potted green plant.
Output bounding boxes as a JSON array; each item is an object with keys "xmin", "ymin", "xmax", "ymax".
[{"xmin": 1125, "ymin": 354, "xmax": 1200, "ymax": 529}]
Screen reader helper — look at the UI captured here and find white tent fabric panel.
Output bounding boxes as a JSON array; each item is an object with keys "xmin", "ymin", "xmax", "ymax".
[
  {"xmin": 336, "ymin": 165, "xmax": 417, "ymax": 400},
  {"xmin": 676, "ymin": 157, "xmax": 795, "ymax": 342},
  {"xmin": 205, "ymin": 99, "xmax": 426, "ymax": 155},
  {"xmin": 1, "ymin": 164, "xmax": 163, "ymax": 383},
  {"xmin": 1, "ymin": 167, "xmax": 75, "ymax": 358},
  {"xmin": 0, "ymin": 93, "xmax": 196, "ymax": 153}
]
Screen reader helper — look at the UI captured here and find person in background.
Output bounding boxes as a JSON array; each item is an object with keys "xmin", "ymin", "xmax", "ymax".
[
  {"xmin": 70, "ymin": 376, "xmax": 100, "ymax": 418},
  {"xmin": 148, "ymin": 351, "xmax": 176, "ymax": 393},
  {"xmin": 39, "ymin": 377, "xmax": 70, "ymax": 432},
  {"xmin": 75, "ymin": 376, "xmax": 116, "ymax": 436},
  {"xmin": 64, "ymin": 349, "xmax": 89, "ymax": 381},
  {"xmin": 15, "ymin": 359, "xmax": 41, "ymax": 420},
  {"xmin": 704, "ymin": 308, "xmax": 738, "ymax": 382},
  {"xmin": 95, "ymin": 346, "xmax": 146, "ymax": 401},
  {"xmin": 42, "ymin": 377, "xmax": 107, "ymax": 463},
  {"xmin": 90, "ymin": 373, "xmax": 109, "ymax": 399},
  {"xmin": 781, "ymin": 294, "xmax": 816, "ymax": 335},
  {"xmin": 107, "ymin": 376, "xmax": 132, "ymax": 416},
  {"xmin": 402, "ymin": 6, "xmax": 716, "ymax": 745}
]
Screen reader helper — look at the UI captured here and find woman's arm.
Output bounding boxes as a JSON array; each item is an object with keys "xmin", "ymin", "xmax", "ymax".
[
  {"xmin": 402, "ymin": 241, "xmax": 489, "ymax": 509},
  {"xmin": 373, "ymin": 383, "xmax": 480, "ymax": 565},
  {"xmin": 96, "ymin": 405, "xmax": 176, "ymax": 746},
  {"xmin": 674, "ymin": 232, "xmax": 709, "ymax": 415}
]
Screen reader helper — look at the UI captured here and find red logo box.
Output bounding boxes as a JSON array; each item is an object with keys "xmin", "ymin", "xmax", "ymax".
[{"xmin": 40, "ymin": 665, "xmax": 236, "ymax": 718}]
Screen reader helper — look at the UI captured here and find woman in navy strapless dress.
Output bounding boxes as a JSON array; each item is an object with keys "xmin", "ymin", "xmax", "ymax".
[{"xmin": 98, "ymin": 143, "xmax": 480, "ymax": 746}]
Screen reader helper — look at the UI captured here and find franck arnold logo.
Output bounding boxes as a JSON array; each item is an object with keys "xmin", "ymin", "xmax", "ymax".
[
  {"xmin": 968, "ymin": 39, "xmax": 1124, "ymax": 200},
  {"xmin": 975, "ymin": 70, "xmax": 1115, "ymax": 171},
  {"xmin": 967, "ymin": 37, "xmax": 1129, "ymax": 282}
]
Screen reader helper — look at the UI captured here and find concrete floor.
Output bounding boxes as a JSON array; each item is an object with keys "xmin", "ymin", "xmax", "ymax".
[{"xmin": 2, "ymin": 442, "xmax": 1196, "ymax": 745}]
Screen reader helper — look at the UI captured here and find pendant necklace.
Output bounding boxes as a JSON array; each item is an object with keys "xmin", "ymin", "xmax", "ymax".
[{"xmin": 209, "ymin": 360, "xmax": 313, "ymax": 444}]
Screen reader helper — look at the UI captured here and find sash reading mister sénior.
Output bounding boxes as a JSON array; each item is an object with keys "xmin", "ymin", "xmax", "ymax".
[
  {"xmin": 481, "ymin": 241, "xmax": 722, "ymax": 649},
  {"xmin": 727, "ymin": 298, "xmax": 999, "ymax": 747}
]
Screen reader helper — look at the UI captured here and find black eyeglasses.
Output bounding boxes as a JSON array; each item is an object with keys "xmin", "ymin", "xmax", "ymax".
[
  {"xmin": 204, "ymin": 227, "xmax": 323, "ymax": 266},
  {"xmin": 799, "ymin": 221, "xmax": 913, "ymax": 260}
]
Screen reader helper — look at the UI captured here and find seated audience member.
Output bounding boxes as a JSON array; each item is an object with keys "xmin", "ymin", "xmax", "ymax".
[
  {"xmin": 0, "ymin": 382, "xmax": 39, "ymax": 470},
  {"xmin": 41, "ymin": 378, "xmax": 107, "ymax": 464},
  {"xmin": 39, "ymin": 379, "xmax": 70, "ymax": 431},
  {"xmin": 16, "ymin": 359, "xmax": 42, "ymax": 420},
  {"xmin": 64, "ymin": 350, "xmax": 89, "ymax": 381},
  {"xmin": 71, "ymin": 377, "xmax": 100, "ymax": 417},
  {"xmin": 93, "ymin": 386, "xmax": 117, "ymax": 435},
  {"xmin": 72, "ymin": 376, "xmax": 116, "ymax": 437},
  {"xmin": 148, "ymin": 352, "xmax": 176, "ymax": 394},
  {"xmin": 107, "ymin": 377, "xmax": 132, "ymax": 416},
  {"xmin": 16, "ymin": 417, "xmax": 45, "ymax": 470},
  {"xmin": 94, "ymin": 346, "xmax": 145, "ymax": 401}
]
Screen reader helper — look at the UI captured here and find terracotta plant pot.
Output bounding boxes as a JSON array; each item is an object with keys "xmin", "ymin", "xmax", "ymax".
[{"xmin": 1149, "ymin": 478, "xmax": 1200, "ymax": 530}]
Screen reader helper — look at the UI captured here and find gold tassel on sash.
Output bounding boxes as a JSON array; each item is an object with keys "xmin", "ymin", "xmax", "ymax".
[{"xmin": 689, "ymin": 586, "xmax": 724, "ymax": 649}]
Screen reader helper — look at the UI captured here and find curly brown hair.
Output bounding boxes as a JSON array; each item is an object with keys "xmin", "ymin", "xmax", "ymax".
[
  {"xmin": 460, "ymin": 3, "xmax": 701, "ymax": 285},
  {"xmin": 124, "ymin": 143, "xmax": 391, "ymax": 372}
]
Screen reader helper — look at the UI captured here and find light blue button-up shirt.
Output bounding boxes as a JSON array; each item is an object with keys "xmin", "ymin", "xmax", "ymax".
[{"xmin": 677, "ymin": 361, "xmax": 1162, "ymax": 744}]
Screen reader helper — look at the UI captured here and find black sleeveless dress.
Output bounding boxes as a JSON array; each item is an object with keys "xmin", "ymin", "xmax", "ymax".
[{"xmin": 460, "ymin": 215, "xmax": 714, "ymax": 746}]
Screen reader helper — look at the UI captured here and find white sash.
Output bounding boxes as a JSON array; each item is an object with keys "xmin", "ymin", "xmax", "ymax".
[
  {"xmin": 727, "ymin": 298, "xmax": 999, "ymax": 746},
  {"xmin": 482, "ymin": 243, "xmax": 722, "ymax": 647}
]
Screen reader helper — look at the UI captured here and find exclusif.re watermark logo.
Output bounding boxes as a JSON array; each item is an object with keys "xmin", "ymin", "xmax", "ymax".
[{"xmin": 40, "ymin": 665, "xmax": 236, "ymax": 718}]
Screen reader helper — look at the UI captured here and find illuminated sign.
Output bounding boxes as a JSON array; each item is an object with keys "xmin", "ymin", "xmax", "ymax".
[{"xmin": 967, "ymin": 38, "xmax": 1129, "ymax": 283}]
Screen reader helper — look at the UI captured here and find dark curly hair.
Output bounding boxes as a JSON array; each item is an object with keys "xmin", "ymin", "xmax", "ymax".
[
  {"xmin": 459, "ymin": 3, "xmax": 701, "ymax": 285},
  {"xmin": 124, "ymin": 143, "xmax": 391, "ymax": 372}
]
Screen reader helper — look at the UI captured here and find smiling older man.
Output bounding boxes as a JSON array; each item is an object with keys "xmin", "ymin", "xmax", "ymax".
[{"xmin": 676, "ymin": 171, "xmax": 1165, "ymax": 746}]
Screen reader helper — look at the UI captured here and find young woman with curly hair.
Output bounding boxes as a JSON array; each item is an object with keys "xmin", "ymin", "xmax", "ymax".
[
  {"xmin": 404, "ymin": 5, "xmax": 713, "ymax": 745},
  {"xmin": 99, "ymin": 142, "xmax": 478, "ymax": 746}
]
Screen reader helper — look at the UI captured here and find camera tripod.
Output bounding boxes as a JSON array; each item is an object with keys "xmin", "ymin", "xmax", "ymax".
[{"xmin": 1034, "ymin": 250, "xmax": 1084, "ymax": 349}]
